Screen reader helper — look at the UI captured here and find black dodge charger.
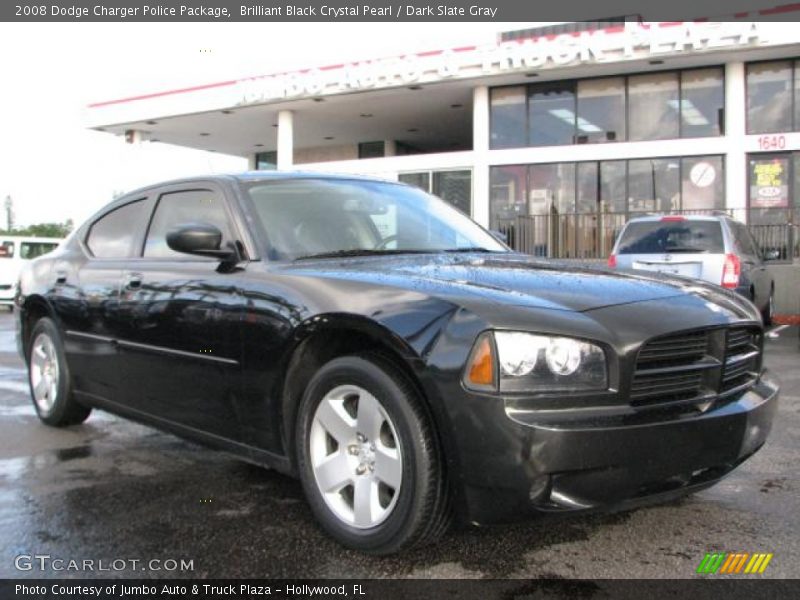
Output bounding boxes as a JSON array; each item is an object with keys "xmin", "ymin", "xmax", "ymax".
[{"xmin": 16, "ymin": 172, "xmax": 778, "ymax": 554}]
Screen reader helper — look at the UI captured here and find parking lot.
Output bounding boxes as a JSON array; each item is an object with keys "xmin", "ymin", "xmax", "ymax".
[{"xmin": 0, "ymin": 311, "xmax": 798, "ymax": 579}]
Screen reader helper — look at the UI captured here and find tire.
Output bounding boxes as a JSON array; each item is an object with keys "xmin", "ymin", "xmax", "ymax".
[
  {"xmin": 295, "ymin": 354, "xmax": 450, "ymax": 554},
  {"xmin": 762, "ymin": 290, "xmax": 775, "ymax": 327},
  {"xmin": 27, "ymin": 318, "xmax": 91, "ymax": 427}
]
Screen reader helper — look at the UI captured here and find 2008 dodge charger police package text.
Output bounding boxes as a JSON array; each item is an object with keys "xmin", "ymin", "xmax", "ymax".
[{"xmin": 15, "ymin": 172, "xmax": 778, "ymax": 554}]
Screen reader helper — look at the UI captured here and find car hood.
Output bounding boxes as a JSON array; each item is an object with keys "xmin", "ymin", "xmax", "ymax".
[{"xmin": 282, "ymin": 252, "xmax": 730, "ymax": 313}]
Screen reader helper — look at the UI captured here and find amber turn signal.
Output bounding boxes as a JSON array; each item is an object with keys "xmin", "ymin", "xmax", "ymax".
[{"xmin": 467, "ymin": 334, "xmax": 496, "ymax": 389}]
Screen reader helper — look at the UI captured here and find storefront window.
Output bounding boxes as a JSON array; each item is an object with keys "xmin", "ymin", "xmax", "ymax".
[
  {"xmin": 680, "ymin": 68, "xmax": 724, "ymax": 138},
  {"xmin": 748, "ymin": 155, "xmax": 794, "ymax": 259},
  {"xmin": 528, "ymin": 82, "xmax": 576, "ymax": 146},
  {"xmin": 490, "ymin": 165, "xmax": 527, "ymax": 227},
  {"xmin": 576, "ymin": 162, "xmax": 599, "ymax": 213},
  {"xmin": 628, "ymin": 73, "xmax": 680, "ymax": 141},
  {"xmin": 600, "ymin": 161, "xmax": 627, "ymax": 214},
  {"xmin": 490, "ymin": 87, "xmax": 527, "ymax": 149},
  {"xmin": 576, "ymin": 77, "xmax": 625, "ymax": 143},
  {"xmin": 746, "ymin": 61, "xmax": 793, "ymax": 134},
  {"xmin": 627, "ymin": 158, "xmax": 680, "ymax": 213},
  {"xmin": 432, "ymin": 170, "xmax": 472, "ymax": 215},
  {"xmin": 681, "ymin": 156, "xmax": 724, "ymax": 210},
  {"xmin": 398, "ymin": 172, "xmax": 430, "ymax": 192},
  {"xmin": 400, "ymin": 170, "xmax": 472, "ymax": 215},
  {"xmin": 491, "ymin": 67, "xmax": 724, "ymax": 148},
  {"xmin": 255, "ymin": 151, "xmax": 277, "ymax": 170}
]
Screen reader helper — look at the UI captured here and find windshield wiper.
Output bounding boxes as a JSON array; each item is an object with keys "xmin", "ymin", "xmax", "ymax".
[
  {"xmin": 443, "ymin": 247, "xmax": 496, "ymax": 253},
  {"xmin": 294, "ymin": 249, "xmax": 433, "ymax": 261}
]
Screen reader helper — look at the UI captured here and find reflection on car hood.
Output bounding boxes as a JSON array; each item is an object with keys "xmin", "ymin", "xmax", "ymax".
[{"xmin": 283, "ymin": 252, "xmax": 746, "ymax": 313}]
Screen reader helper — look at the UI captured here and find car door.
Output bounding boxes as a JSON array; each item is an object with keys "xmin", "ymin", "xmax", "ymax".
[
  {"xmin": 55, "ymin": 197, "xmax": 152, "ymax": 402},
  {"xmin": 730, "ymin": 220, "xmax": 769, "ymax": 307},
  {"xmin": 114, "ymin": 183, "xmax": 246, "ymax": 441}
]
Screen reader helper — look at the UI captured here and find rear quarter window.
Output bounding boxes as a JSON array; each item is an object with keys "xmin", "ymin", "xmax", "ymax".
[
  {"xmin": 617, "ymin": 220, "xmax": 724, "ymax": 254},
  {"xmin": 86, "ymin": 199, "xmax": 148, "ymax": 258}
]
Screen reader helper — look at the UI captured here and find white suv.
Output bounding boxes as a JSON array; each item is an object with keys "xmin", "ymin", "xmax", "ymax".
[{"xmin": 608, "ymin": 215, "xmax": 776, "ymax": 324}]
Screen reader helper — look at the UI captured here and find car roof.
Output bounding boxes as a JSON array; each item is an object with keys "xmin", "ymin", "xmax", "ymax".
[{"xmin": 121, "ymin": 170, "xmax": 401, "ymax": 196}]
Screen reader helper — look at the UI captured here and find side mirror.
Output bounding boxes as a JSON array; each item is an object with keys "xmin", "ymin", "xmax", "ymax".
[
  {"xmin": 166, "ymin": 223, "xmax": 237, "ymax": 261},
  {"xmin": 763, "ymin": 248, "xmax": 781, "ymax": 261},
  {"xmin": 490, "ymin": 229, "xmax": 508, "ymax": 244}
]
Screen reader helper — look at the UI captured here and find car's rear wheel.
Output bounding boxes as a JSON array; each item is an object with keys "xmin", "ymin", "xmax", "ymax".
[
  {"xmin": 295, "ymin": 354, "xmax": 449, "ymax": 554},
  {"xmin": 28, "ymin": 318, "xmax": 91, "ymax": 426}
]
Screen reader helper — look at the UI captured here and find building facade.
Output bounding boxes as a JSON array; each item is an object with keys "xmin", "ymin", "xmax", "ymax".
[{"xmin": 88, "ymin": 18, "xmax": 800, "ymax": 311}]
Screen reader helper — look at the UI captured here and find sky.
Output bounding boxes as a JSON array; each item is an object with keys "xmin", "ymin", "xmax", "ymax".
[{"xmin": 0, "ymin": 22, "xmax": 525, "ymax": 230}]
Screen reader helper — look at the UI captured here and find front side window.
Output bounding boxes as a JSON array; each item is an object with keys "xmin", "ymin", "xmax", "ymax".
[
  {"xmin": 144, "ymin": 190, "xmax": 233, "ymax": 258},
  {"xmin": 242, "ymin": 179, "xmax": 505, "ymax": 260},
  {"xmin": 86, "ymin": 199, "xmax": 147, "ymax": 259}
]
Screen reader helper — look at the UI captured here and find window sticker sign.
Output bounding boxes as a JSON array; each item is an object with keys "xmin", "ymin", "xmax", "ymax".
[{"xmin": 750, "ymin": 159, "xmax": 789, "ymax": 208}]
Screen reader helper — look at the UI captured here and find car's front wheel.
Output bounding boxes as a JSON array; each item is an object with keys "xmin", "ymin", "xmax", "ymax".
[
  {"xmin": 27, "ymin": 318, "xmax": 91, "ymax": 426},
  {"xmin": 295, "ymin": 354, "xmax": 449, "ymax": 554}
]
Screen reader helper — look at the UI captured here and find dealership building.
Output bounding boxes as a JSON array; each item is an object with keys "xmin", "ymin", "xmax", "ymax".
[{"xmin": 87, "ymin": 17, "xmax": 800, "ymax": 316}]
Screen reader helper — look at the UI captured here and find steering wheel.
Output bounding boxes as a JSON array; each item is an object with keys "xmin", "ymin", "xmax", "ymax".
[{"xmin": 374, "ymin": 235, "xmax": 399, "ymax": 250}]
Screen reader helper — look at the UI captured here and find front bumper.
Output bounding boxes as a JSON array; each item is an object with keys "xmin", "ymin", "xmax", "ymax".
[{"xmin": 454, "ymin": 370, "xmax": 779, "ymax": 525}]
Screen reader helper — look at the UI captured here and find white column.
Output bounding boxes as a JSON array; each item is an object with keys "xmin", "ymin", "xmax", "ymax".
[
  {"xmin": 472, "ymin": 85, "xmax": 490, "ymax": 227},
  {"xmin": 725, "ymin": 62, "xmax": 747, "ymax": 221},
  {"xmin": 247, "ymin": 154, "xmax": 257, "ymax": 170},
  {"xmin": 384, "ymin": 140, "xmax": 397, "ymax": 157},
  {"xmin": 277, "ymin": 110, "xmax": 294, "ymax": 170}
]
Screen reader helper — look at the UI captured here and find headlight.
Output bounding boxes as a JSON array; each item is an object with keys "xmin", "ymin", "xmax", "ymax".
[{"xmin": 464, "ymin": 331, "xmax": 607, "ymax": 393}]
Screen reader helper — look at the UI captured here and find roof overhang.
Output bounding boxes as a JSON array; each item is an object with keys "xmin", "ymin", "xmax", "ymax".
[{"xmin": 86, "ymin": 21, "xmax": 800, "ymax": 157}]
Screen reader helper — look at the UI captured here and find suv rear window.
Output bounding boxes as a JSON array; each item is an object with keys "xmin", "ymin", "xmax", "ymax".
[{"xmin": 617, "ymin": 220, "xmax": 724, "ymax": 254}]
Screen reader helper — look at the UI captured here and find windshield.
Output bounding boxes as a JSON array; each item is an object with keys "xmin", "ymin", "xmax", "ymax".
[
  {"xmin": 242, "ymin": 178, "xmax": 507, "ymax": 260},
  {"xmin": 617, "ymin": 220, "xmax": 724, "ymax": 254}
]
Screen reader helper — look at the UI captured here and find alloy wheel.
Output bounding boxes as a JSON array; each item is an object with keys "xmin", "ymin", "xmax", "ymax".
[
  {"xmin": 309, "ymin": 384, "xmax": 402, "ymax": 528},
  {"xmin": 30, "ymin": 333, "xmax": 60, "ymax": 414}
]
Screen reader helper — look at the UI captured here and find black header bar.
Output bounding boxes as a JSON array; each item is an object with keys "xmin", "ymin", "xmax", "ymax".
[{"xmin": 1, "ymin": 0, "xmax": 798, "ymax": 22}]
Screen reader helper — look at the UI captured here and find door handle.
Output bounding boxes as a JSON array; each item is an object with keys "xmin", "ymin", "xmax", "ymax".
[
  {"xmin": 124, "ymin": 272, "xmax": 143, "ymax": 289},
  {"xmin": 55, "ymin": 270, "xmax": 67, "ymax": 284}
]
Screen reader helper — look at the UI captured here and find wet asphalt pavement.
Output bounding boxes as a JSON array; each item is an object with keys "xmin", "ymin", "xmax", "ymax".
[{"xmin": 0, "ymin": 312, "xmax": 798, "ymax": 579}]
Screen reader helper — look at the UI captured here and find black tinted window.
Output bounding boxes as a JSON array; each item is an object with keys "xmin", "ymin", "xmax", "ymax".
[
  {"xmin": 87, "ymin": 200, "xmax": 147, "ymax": 258},
  {"xmin": 21, "ymin": 242, "xmax": 58, "ymax": 259},
  {"xmin": 617, "ymin": 220, "xmax": 724, "ymax": 254},
  {"xmin": 144, "ymin": 190, "xmax": 232, "ymax": 258},
  {"xmin": 731, "ymin": 221, "xmax": 759, "ymax": 257}
]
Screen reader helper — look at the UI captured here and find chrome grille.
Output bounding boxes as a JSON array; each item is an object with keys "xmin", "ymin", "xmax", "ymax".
[
  {"xmin": 635, "ymin": 331, "xmax": 709, "ymax": 367},
  {"xmin": 722, "ymin": 327, "xmax": 760, "ymax": 392},
  {"xmin": 631, "ymin": 326, "xmax": 761, "ymax": 408},
  {"xmin": 631, "ymin": 331, "xmax": 711, "ymax": 405}
]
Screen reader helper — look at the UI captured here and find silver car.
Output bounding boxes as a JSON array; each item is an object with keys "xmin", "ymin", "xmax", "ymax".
[{"xmin": 608, "ymin": 214, "xmax": 776, "ymax": 324}]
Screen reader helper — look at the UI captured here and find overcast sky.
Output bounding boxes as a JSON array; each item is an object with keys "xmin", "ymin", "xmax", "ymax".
[{"xmin": 0, "ymin": 22, "xmax": 527, "ymax": 230}]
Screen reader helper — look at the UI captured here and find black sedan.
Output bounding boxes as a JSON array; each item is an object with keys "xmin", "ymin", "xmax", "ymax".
[{"xmin": 16, "ymin": 172, "xmax": 779, "ymax": 554}]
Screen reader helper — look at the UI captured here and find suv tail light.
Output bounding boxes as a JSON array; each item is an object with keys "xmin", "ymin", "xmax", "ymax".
[
  {"xmin": 721, "ymin": 253, "xmax": 740, "ymax": 289},
  {"xmin": 607, "ymin": 254, "xmax": 617, "ymax": 268}
]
